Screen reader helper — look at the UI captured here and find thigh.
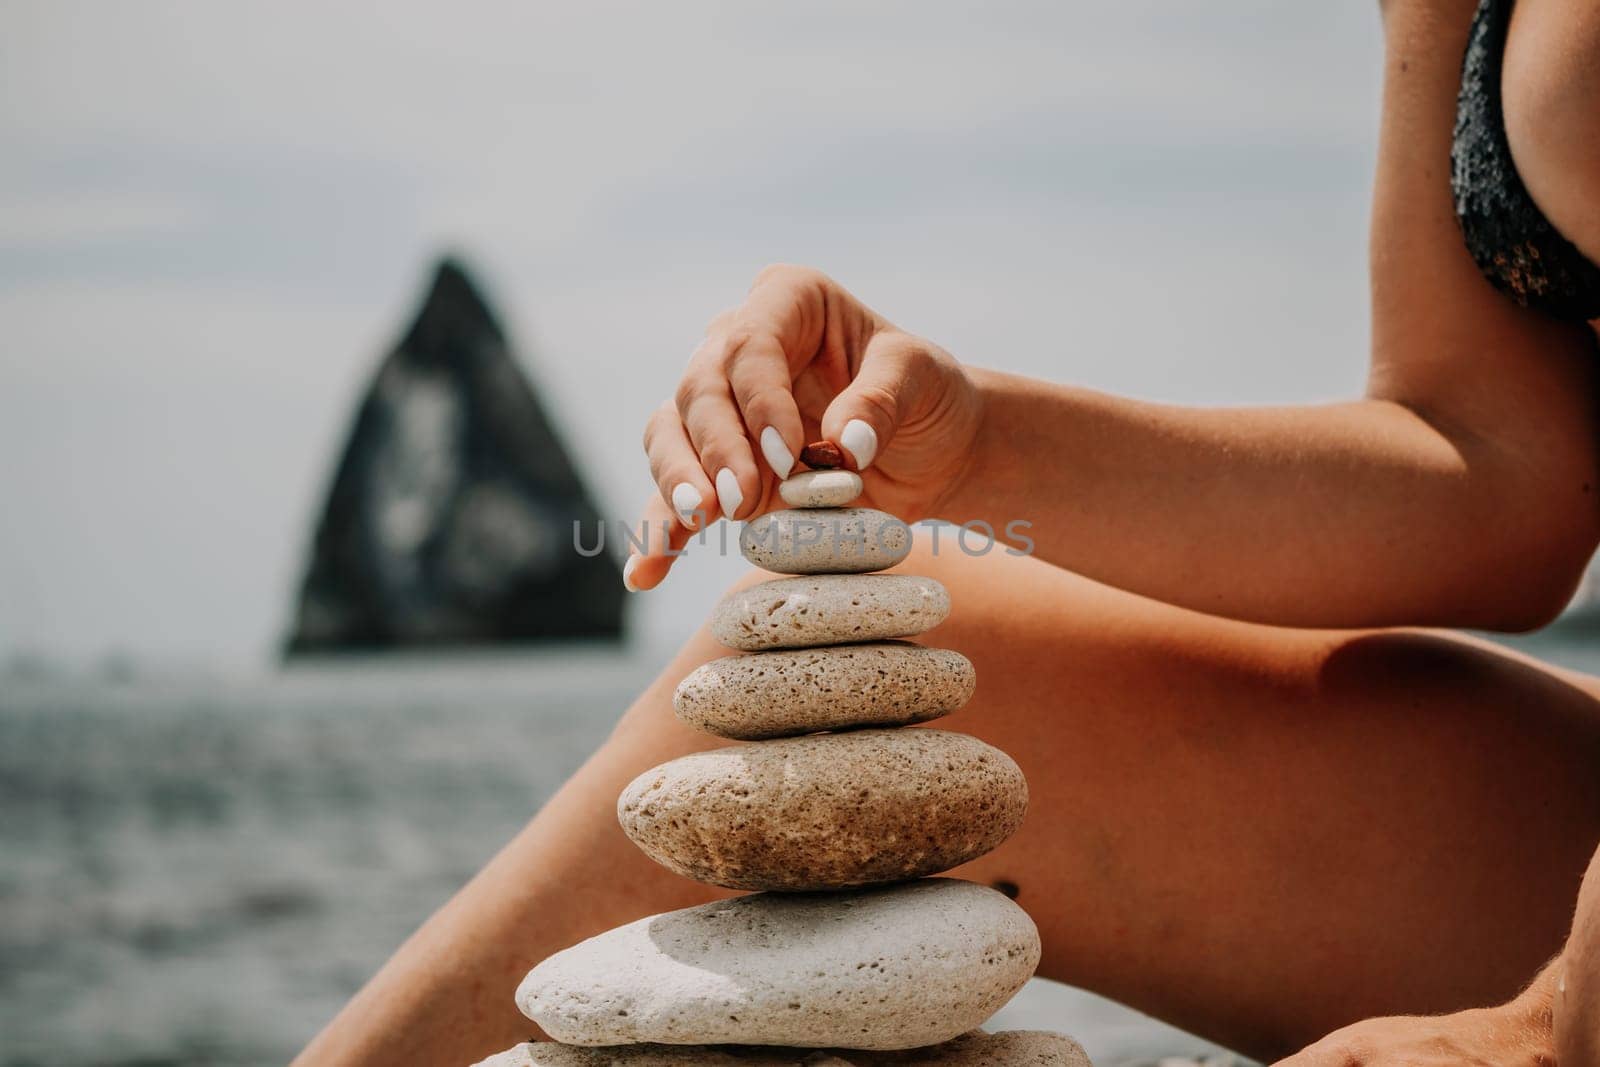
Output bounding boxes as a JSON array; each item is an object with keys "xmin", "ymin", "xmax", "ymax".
[
  {"xmin": 301, "ymin": 542, "xmax": 1600, "ymax": 1066},
  {"xmin": 898, "ymin": 544, "xmax": 1600, "ymax": 1059}
]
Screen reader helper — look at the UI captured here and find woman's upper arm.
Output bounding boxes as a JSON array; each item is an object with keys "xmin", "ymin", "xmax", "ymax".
[{"xmin": 1368, "ymin": 0, "xmax": 1600, "ymax": 595}]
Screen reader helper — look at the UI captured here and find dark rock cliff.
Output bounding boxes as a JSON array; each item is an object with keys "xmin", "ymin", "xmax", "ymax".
[{"xmin": 284, "ymin": 258, "xmax": 624, "ymax": 654}]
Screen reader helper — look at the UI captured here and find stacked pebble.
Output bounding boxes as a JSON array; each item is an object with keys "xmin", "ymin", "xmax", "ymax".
[{"xmin": 478, "ymin": 457, "xmax": 1091, "ymax": 1066}]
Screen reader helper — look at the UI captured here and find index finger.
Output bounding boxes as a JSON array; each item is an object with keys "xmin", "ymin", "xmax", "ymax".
[{"xmin": 718, "ymin": 266, "xmax": 836, "ymax": 477}]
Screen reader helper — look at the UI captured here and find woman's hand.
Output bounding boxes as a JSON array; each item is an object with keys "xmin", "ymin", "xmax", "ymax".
[
  {"xmin": 625, "ymin": 264, "xmax": 983, "ymax": 591},
  {"xmin": 1273, "ymin": 1000, "xmax": 1555, "ymax": 1067}
]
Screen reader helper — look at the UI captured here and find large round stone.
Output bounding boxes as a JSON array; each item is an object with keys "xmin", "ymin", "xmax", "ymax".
[
  {"xmin": 475, "ymin": 1031, "xmax": 1090, "ymax": 1065},
  {"xmin": 778, "ymin": 469, "xmax": 864, "ymax": 508},
  {"xmin": 475, "ymin": 1042, "xmax": 851, "ymax": 1065},
  {"xmin": 740, "ymin": 508, "xmax": 911, "ymax": 574},
  {"xmin": 710, "ymin": 575, "xmax": 949, "ymax": 651},
  {"xmin": 515, "ymin": 880, "xmax": 1041, "ymax": 1050},
  {"xmin": 853, "ymin": 1032, "xmax": 1092, "ymax": 1064},
  {"xmin": 618, "ymin": 729, "xmax": 1026, "ymax": 891},
  {"xmin": 674, "ymin": 643, "xmax": 975, "ymax": 739}
]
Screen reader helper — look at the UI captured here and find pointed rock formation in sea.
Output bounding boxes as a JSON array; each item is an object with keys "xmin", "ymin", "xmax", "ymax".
[{"xmin": 284, "ymin": 257, "xmax": 624, "ymax": 654}]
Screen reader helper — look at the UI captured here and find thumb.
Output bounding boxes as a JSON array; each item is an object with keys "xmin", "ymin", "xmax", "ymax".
[{"xmin": 819, "ymin": 332, "xmax": 931, "ymax": 472}]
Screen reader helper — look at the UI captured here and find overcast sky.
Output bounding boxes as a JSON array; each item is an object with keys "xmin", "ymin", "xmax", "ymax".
[{"xmin": 0, "ymin": 1, "xmax": 1385, "ymax": 666}]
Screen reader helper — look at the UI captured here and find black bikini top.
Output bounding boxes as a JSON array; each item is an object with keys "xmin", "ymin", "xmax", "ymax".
[{"xmin": 1452, "ymin": 0, "xmax": 1600, "ymax": 321}]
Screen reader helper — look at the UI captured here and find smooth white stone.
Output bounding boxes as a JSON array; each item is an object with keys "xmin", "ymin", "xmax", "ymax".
[
  {"xmin": 474, "ymin": 1031, "xmax": 1092, "ymax": 1065},
  {"xmin": 778, "ymin": 469, "xmax": 864, "ymax": 508},
  {"xmin": 516, "ymin": 880, "xmax": 1040, "ymax": 1050}
]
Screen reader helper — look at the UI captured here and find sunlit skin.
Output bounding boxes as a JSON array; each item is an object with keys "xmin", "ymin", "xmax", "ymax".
[{"xmin": 297, "ymin": 1, "xmax": 1600, "ymax": 1064}]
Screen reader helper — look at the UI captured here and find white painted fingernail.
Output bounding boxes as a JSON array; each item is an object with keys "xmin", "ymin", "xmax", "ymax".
[
  {"xmin": 840, "ymin": 419, "xmax": 878, "ymax": 470},
  {"xmin": 622, "ymin": 554, "xmax": 641, "ymax": 592},
  {"xmin": 714, "ymin": 467, "xmax": 743, "ymax": 519},
  {"xmin": 760, "ymin": 427, "xmax": 795, "ymax": 478},
  {"xmin": 670, "ymin": 482, "xmax": 703, "ymax": 528}
]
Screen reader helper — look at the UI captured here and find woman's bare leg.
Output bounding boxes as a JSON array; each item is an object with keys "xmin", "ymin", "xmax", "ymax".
[{"xmin": 296, "ymin": 544, "xmax": 1600, "ymax": 1066}]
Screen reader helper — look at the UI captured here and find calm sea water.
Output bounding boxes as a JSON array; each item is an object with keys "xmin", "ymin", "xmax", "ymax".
[{"xmin": 3, "ymin": 631, "xmax": 1592, "ymax": 1067}]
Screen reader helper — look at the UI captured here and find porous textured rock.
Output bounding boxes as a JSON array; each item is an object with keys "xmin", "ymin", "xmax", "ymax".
[
  {"xmin": 778, "ymin": 469, "xmax": 865, "ymax": 508},
  {"xmin": 475, "ymin": 1031, "xmax": 1091, "ymax": 1065},
  {"xmin": 741, "ymin": 509, "xmax": 911, "ymax": 574},
  {"xmin": 673, "ymin": 643, "xmax": 975, "ymax": 740},
  {"xmin": 515, "ymin": 880, "xmax": 1041, "ymax": 1050},
  {"xmin": 711, "ymin": 575, "xmax": 949, "ymax": 651},
  {"xmin": 617, "ymin": 729, "xmax": 1026, "ymax": 891},
  {"xmin": 472, "ymin": 1042, "xmax": 850, "ymax": 1065},
  {"xmin": 858, "ymin": 1031, "xmax": 1092, "ymax": 1064}
]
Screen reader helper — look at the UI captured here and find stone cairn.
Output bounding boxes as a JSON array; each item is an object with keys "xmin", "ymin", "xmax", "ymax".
[{"xmin": 478, "ymin": 447, "xmax": 1092, "ymax": 1066}]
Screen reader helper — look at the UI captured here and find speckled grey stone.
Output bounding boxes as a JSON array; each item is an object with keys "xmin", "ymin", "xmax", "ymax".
[
  {"xmin": 474, "ymin": 1031, "xmax": 1091, "ymax": 1065},
  {"xmin": 710, "ymin": 575, "xmax": 949, "ymax": 651},
  {"xmin": 673, "ymin": 642, "xmax": 975, "ymax": 740},
  {"xmin": 740, "ymin": 509, "xmax": 911, "ymax": 574},
  {"xmin": 618, "ymin": 729, "xmax": 1027, "ymax": 891},
  {"xmin": 778, "ymin": 469, "xmax": 864, "ymax": 508},
  {"xmin": 515, "ymin": 880, "xmax": 1041, "ymax": 1050}
]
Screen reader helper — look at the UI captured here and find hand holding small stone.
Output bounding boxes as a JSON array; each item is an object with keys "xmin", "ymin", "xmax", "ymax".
[{"xmin": 626, "ymin": 264, "xmax": 984, "ymax": 591}]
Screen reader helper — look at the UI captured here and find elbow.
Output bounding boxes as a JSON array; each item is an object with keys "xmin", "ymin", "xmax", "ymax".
[
  {"xmin": 1469, "ymin": 495, "xmax": 1598, "ymax": 633},
  {"xmin": 1390, "ymin": 394, "xmax": 1600, "ymax": 633},
  {"xmin": 1487, "ymin": 567, "xmax": 1586, "ymax": 634},
  {"xmin": 1371, "ymin": 333, "xmax": 1600, "ymax": 632}
]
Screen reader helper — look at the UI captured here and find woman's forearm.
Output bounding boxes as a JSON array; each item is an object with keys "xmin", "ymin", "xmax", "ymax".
[{"xmin": 942, "ymin": 368, "xmax": 1594, "ymax": 631}]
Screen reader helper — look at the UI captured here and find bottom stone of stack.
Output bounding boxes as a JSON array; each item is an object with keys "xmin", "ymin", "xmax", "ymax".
[
  {"xmin": 474, "ymin": 1030, "xmax": 1092, "ymax": 1065},
  {"xmin": 517, "ymin": 880, "xmax": 1040, "ymax": 1051}
]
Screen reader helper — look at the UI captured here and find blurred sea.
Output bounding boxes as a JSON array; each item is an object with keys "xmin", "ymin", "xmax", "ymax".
[{"xmin": 2, "ymin": 629, "xmax": 1590, "ymax": 1067}]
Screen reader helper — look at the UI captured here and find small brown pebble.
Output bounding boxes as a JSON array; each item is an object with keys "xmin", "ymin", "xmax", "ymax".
[{"xmin": 800, "ymin": 440, "xmax": 845, "ymax": 469}]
